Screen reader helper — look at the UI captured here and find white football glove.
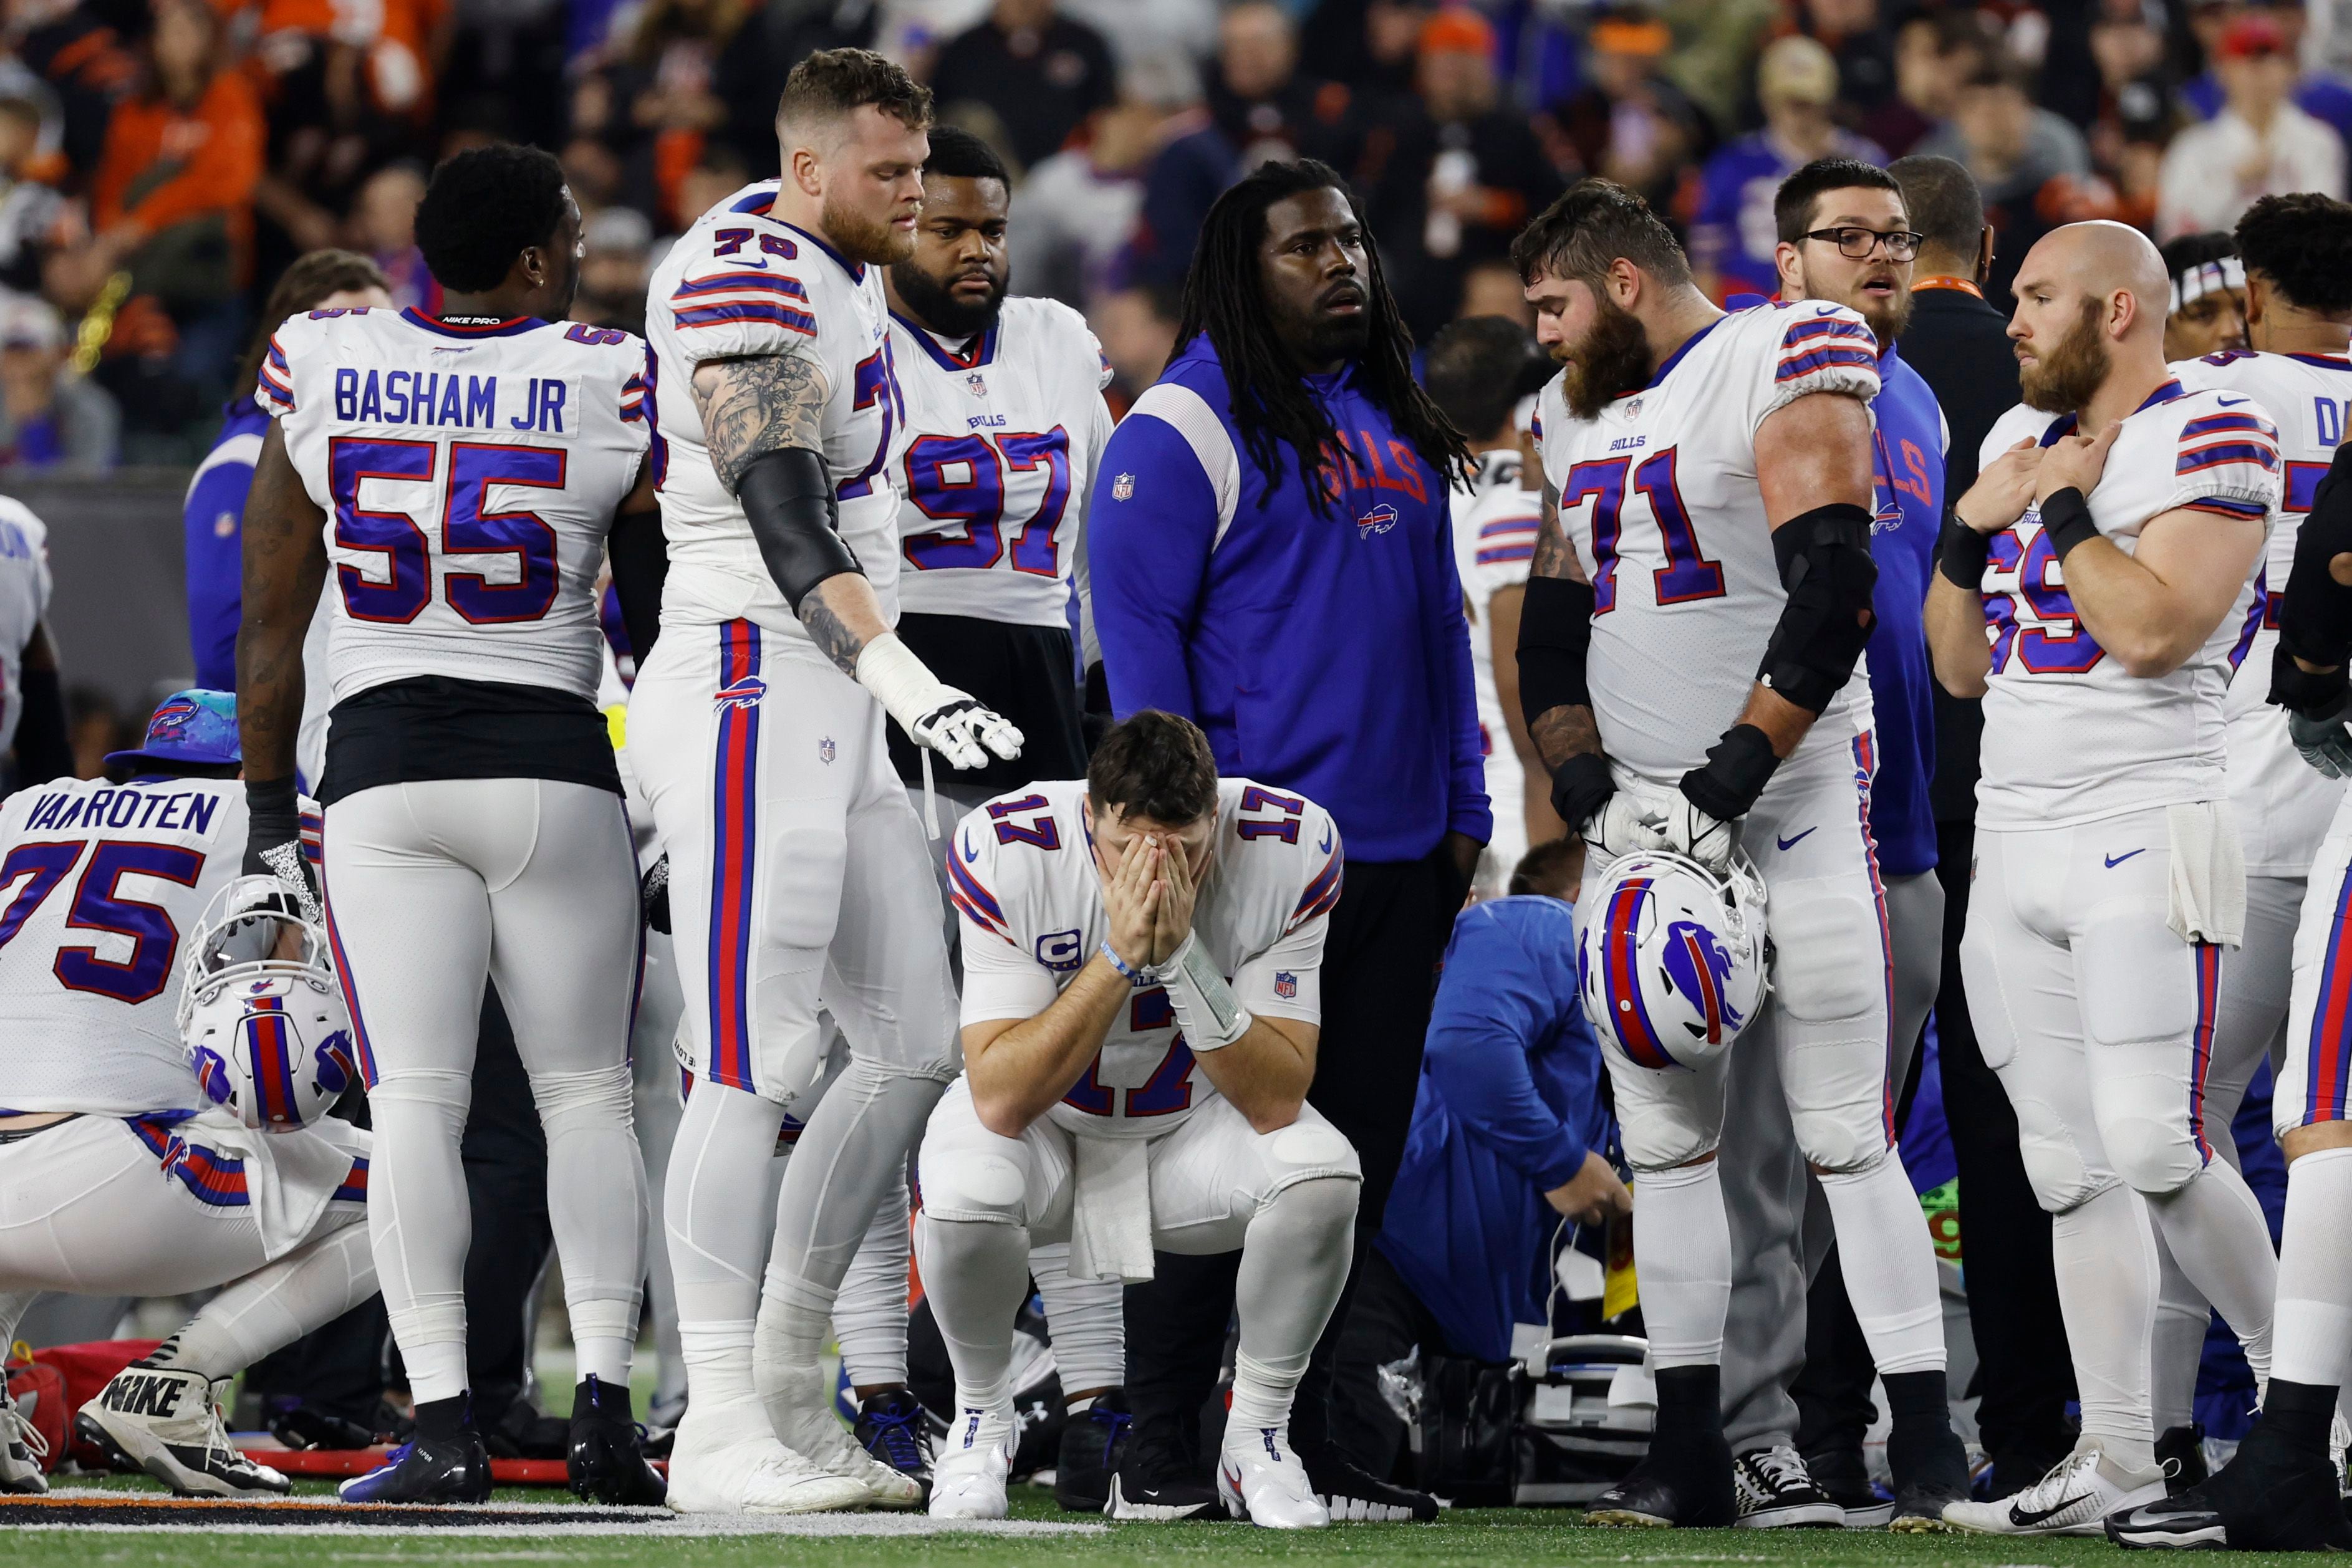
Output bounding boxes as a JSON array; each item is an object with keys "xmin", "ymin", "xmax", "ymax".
[
  {"xmin": 1636, "ymin": 792, "xmax": 1736, "ymax": 873},
  {"xmin": 854, "ymin": 632, "xmax": 1025, "ymax": 771},
  {"xmin": 1583, "ymin": 792, "xmax": 1648, "ymax": 862}
]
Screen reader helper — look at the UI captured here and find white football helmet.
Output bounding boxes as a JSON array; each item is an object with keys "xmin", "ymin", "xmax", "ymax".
[
  {"xmin": 1576, "ymin": 849, "xmax": 1767, "ymax": 1071},
  {"xmin": 177, "ymin": 877, "xmax": 354, "ymax": 1131}
]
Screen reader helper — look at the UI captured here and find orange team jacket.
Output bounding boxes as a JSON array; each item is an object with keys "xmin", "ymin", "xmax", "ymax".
[{"xmin": 92, "ymin": 67, "xmax": 265, "ymax": 276}]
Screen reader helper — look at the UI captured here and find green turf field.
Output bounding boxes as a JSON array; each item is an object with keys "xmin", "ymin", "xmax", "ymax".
[{"xmin": 0, "ymin": 1476, "xmax": 2327, "ymax": 1568}]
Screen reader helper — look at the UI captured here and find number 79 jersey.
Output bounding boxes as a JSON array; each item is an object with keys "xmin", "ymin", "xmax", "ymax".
[
  {"xmin": 261, "ymin": 306, "xmax": 648, "ymax": 705},
  {"xmin": 1532, "ymin": 302, "xmax": 1881, "ymax": 791},
  {"xmin": 952, "ymin": 777, "xmax": 1343, "ymax": 1139}
]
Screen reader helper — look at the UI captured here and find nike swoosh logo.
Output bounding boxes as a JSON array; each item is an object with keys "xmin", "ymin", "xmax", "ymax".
[
  {"xmin": 1318, "ymin": 825, "xmax": 1333, "ymax": 854},
  {"xmin": 2215, "ymin": 395, "xmax": 2249, "ymax": 406},
  {"xmin": 2104, "ymin": 849, "xmax": 2146, "ymax": 868},
  {"xmin": 962, "ymin": 833, "xmax": 980, "ymax": 863},
  {"xmin": 1776, "ymin": 827, "xmax": 1816, "ymax": 851},
  {"xmin": 2008, "ymin": 1491, "xmax": 2096, "ymax": 1527}
]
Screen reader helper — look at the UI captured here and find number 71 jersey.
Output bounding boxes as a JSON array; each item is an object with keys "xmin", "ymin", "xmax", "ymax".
[
  {"xmin": 952, "ymin": 777, "xmax": 1343, "ymax": 1138},
  {"xmin": 261, "ymin": 306, "xmax": 648, "ymax": 706}
]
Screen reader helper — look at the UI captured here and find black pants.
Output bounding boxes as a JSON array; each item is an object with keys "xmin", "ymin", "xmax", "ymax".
[
  {"xmin": 1326, "ymin": 1246, "xmax": 1448, "ymax": 1481},
  {"xmin": 1124, "ymin": 849, "xmax": 1459, "ymax": 1471},
  {"xmin": 1934, "ymin": 819, "xmax": 2077, "ymax": 1481}
]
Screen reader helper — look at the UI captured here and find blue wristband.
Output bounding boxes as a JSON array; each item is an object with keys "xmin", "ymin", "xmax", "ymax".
[{"xmin": 1099, "ymin": 939, "xmax": 1138, "ymax": 979}]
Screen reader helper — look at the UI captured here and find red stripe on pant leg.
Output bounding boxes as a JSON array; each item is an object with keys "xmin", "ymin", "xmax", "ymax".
[
  {"xmin": 707, "ymin": 620, "xmax": 760, "ymax": 1092},
  {"xmin": 1853, "ymin": 736, "xmax": 1897, "ymax": 1145},
  {"xmin": 319, "ymin": 862, "xmax": 379, "ymax": 1089},
  {"xmin": 2309, "ymin": 868, "xmax": 2352, "ymax": 1125},
  {"xmin": 2189, "ymin": 941, "xmax": 2220, "ymax": 1162}
]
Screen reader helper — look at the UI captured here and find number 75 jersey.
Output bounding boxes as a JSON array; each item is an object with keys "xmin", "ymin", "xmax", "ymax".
[
  {"xmin": 952, "ymin": 777, "xmax": 1343, "ymax": 1139},
  {"xmin": 261, "ymin": 306, "xmax": 648, "ymax": 705}
]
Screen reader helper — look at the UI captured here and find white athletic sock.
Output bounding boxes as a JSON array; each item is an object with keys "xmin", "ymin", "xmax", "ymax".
[
  {"xmin": 1229, "ymin": 1350, "xmax": 1308, "ymax": 1438},
  {"xmin": 568, "ymin": 1301, "xmax": 637, "ymax": 1389},
  {"xmin": 367, "ymin": 1067, "xmax": 475, "ymax": 1403},
  {"xmin": 533, "ymin": 1060, "xmax": 648, "ymax": 1393},
  {"xmin": 1032, "ymin": 1241, "xmax": 1126, "ymax": 1396},
  {"xmin": 161, "ymin": 1223, "xmax": 377, "ymax": 1380},
  {"xmin": 2051, "ymin": 1183, "xmax": 2159, "ymax": 1451},
  {"xmin": 1816, "ymin": 1155, "xmax": 1946, "ymax": 1375},
  {"xmin": 831, "ymin": 1165, "xmax": 911, "ymax": 1390},
  {"xmin": 2273, "ymin": 1147, "xmax": 2352, "ymax": 1388},
  {"xmin": 678, "ymin": 1320, "xmax": 771, "ymax": 1445},
  {"xmin": 1632, "ymin": 1162, "xmax": 1732, "ymax": 1368},
  {"xmin": 1231, "ymin": 1176, "xmax": 1356, "ymax": 1431},
  {"xmin": 2144, "ymin": 1157, "xmax": 2277, "ymax": 1381},
  {"xmin": 912, "ymin": 1212, "xmax": 1031, "ymax": 1410},
  {"xmin": 2150, "ymin": 1231, "xmax": 2209, "ymax": 1434}
]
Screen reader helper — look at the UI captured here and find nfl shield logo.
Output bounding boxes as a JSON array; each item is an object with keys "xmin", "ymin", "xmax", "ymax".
[
  {"xmin": 818, "ymin": 736, "xmax": 836, "ymax": 764},
  {"xmin": 1274, "ymin": 971, "xmax": 1297, "ymax": 999},
  {"xmin": 966, "ymin": 372, "xmax": 987, "ymax": 398},
  {"xmin": 1112, "ymin": 472, "xmax": 1134, "ymax": 501}
]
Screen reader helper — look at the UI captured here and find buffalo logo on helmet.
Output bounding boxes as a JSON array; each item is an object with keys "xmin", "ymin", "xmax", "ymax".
[
  {"xmin": 147, "ymin": 701, "xmax": 199, "ymax": 739},
  {"xmin": 314, "ymin": 1031, "xmax": 356, "ymax": 1099},
  {"xmin": 714, "ymin": 675, "xmax": 767, "ymax": 709},
  {"xmin": 1356, "ymin": 504, "xmax": 1397, "ymax": 539},
  {"xmin": 1662, "ymin": 919, "xmax": 1745, "ymax": 1044}
]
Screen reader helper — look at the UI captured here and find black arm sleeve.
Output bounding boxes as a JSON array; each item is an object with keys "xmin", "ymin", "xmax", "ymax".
[
  {"xmin": 12, "ymin": 664, "xmax": 69, "ymax": 785},
  {"xmin": 1759, "ymin": 502, "xmax": 1877, "ymax": 713},
  {"xmin": 1516, "ymin": 574, "xmax": 1596, "ymax": 729},
  {"xmin": 737, "ymin": 446, "xmax": 859, "ymax": 613},
  {"xmin": 2278, "ymin": 441, "xmax": 2352, "ymax": 671},
  {"xmin": 607, "ymin": 503, "xmax": 670, "ymax": 666}
]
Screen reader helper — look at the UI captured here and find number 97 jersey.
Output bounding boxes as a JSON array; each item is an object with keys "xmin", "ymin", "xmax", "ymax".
[
  {"xmin": 259, "ymin": 306, "xmax": 649, "ymax": 706},
  {"xmin": 952, "ymin": 777, "xmax": 1344, "ymax": 1139}
]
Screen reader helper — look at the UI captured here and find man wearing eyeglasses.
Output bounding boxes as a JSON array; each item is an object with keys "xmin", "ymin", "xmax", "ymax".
[{"xmin": 1712, "ymin": 157, "xmax": 1958, "ymax": 1531}]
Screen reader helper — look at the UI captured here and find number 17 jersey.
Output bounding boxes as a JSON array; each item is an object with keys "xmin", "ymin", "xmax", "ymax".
[{"xmin": 260, "ymin": 307, "xmax": 648, "ymax": 705}]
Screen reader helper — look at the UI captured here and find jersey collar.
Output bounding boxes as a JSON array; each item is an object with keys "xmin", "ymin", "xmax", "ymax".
[
  {"xmin": 894, "ymin": 310, "xmax": 998, "ymax": 371},
  {"xmin": 2038, "ymin": 377, "xmax": 2186, "ymax": 445},
  {"xmin": 2288, "ymin": 350, "xmax": 2352, "ymax": 370},
  {"xmin": 398, "ymin": 307, "xmax": 546, "ymax": 339},
  {"xmin": 773, "ymin": 220, "xmax": 865, "ymax": 283},
  {"xmin": 1639, "ymin": 315, "xmax": 1723, "ymax": 393}
]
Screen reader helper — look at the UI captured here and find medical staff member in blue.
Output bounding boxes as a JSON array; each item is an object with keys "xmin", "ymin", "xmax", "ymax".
[
  {"xmin": 1087, "ymin": 156, "xmax": 1490, "ymax": 1525},
  {"xmin": 1713, "ymin": 156, "xmax": 1954, "ymax": 1529}
]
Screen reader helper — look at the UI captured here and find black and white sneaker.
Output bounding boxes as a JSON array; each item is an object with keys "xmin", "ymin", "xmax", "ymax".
[
  {"xmin": 854, "ymin": 1389, "xmax": 935, "ymax": 1504},
  {"xmin": 2108, "ymin": 1420, "xmax": 2352, "ymax": 1551},
  {"xmin": 1733, "ymin": 1445, "xmax": 1845, "ymax": 1528},
  {"xmin": 1303, "ymin": 1448, "xmax": 1439, "ymax": 1523},
  {"xmin": 1943, "ymin": 1444, "xmax": 2164, "ymax": 1536},
  {"xmin": 75, "ymin": 1364, "xmax": 289, "ymax": 1498},
  {"xmin": 1, "ymin": 1385, "xmax": 47, "ymax": 1494},
  {"xmin": 1586, "ymin": 1427, "xmax": 1737, "ymax": 1528},
  {"xmin": 1053, "ymin": 1392, "xmax": 1127, "ymax": 1513},
  {"xmin": 1107, "ymin": 1420, "xmax": 1220, "ymax": 1521}
]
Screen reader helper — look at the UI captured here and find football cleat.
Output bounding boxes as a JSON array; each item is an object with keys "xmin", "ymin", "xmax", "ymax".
[
  {"xmin": 1, "ymin": 1386, "xmax": 47, "ymax": 1494},
  {"xmin": 756, "ymin": 1356, "xmax": 922, "ymax": 1508},
  {"xmin": 853, "ymin": 1389, "xmax": 934, "ymax": 1503},
  {"xmin": 566, "ymin": 1376, "xmax": 665, "ymax": 1506},
  {"xmin": 1586, "ymin": 1427, "xmax": 1737, "ymax": 1527},
  {"xmin": 663, "ymin": 1402, "xmax": 870, "ymax": 1515},
  {"xmin": 1733, "ymin": 1445, "xmax": 1844, "ymax": 1528},
  {"xmin": 1107, "ymin": 1418, "xmax": 1221, "ymax": 1521},
  {"xmin": 1303, "ymin": 1444, "xmax": 1441, "ymax": 1522},
  {"xmin": 76, "ymin": 1363, "xmax": 288, "ymax": 1498},
  {"xmin": 1887, "ymin": 1416, "xmax": 1972, "ymax": 1531},
  {"xmin": 1053, "ymin": 1392, "xmax": 1129, "ymax": 1513},
  {"xmin": 2106, "ymin": 1418, "xmax": 2352, "ymax": 1551},
  {"xmin": 1218, "ymin": 1425, "xmax": 1328, "ymax": 1530},
  {"xmin": 1942, "ymin": 1444, "xmax": 2164, "ymax": 1536},
  {"xmin": 337, "ymin": 1429, "xmax": 491, "ymax": 1504},
  {"xmin": 928, "ymin": 1403, "xmax": 1016, "ymax": 1521}
]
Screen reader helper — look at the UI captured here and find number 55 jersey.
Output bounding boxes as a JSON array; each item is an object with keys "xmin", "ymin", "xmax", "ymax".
[
  {"xmin": 259, "ymin": 306, "xmax": 648, "ymax": 707},
  {"xmin": 952, "ymin": 777, "xmax": 1344, "ymax": 1138}
]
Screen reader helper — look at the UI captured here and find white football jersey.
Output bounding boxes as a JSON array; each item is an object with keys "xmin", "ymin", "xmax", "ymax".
[
  {"xmin": 1452, "ymin": 450, "xmax": 1543, "ymax": 880},
  {"xmin": 889, "ymin": 296, "xmax": 1115, "ymax": 628},
  {"xmin": 1533, "ymin": 302, "xmax": 1880, "ymax": 791},
  {"xmin": 1970, "ymin": 380, "xmax": 2279, "ymax": 830},
  {"xmin": 2171, "ymin": 349, "xmax": 2352, "ymax": 873},
  {"xmin": 259, "ymin": 305, "xmax": 648, "ymax": 706},
  {"xmin": 0, "ymin": 778, "xmax": 290, "ymax": 1115},
  {"xmin": 953, "ymin": 777, "xmax": 1341, "ymax": 1140},
  {"xmin": 0, "ymin": 497, "xmax": 50, "ymax": 758},
  {"xmin": 646, "ymin": 183, "xmax": 905, "ymax": 638}
]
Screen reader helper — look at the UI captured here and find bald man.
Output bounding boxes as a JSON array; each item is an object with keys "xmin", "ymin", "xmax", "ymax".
[{"xmin": 1923, "ymin": 221, "xmax": 2283, "ymax": 1537}]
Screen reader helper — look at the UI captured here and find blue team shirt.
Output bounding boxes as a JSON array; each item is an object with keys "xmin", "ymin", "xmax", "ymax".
[
  {"xmin": 1867, "ymin": 345, "xmax": 1944, "ymax": 878},
  {"xmin": 1690, "ymin": 130, "xmax": 1888, "ymax": 302},
  {"xmin": 183, "ymin": 397, "xmax": 271, "ymax": 691},
  {"xmin": 1088, "ymin": 335, "xmax": 1490, "ymax": 863},
  {"xmin": 1375, "ymin": 895, "xmax": 1609, "ymax": 1362}
]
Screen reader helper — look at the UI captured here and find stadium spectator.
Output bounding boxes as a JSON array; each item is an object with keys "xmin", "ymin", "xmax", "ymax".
[
  {"xmin": 571, "ymin": 204, "xmax": 650, "ymax": 335},
  {"xmin": 1887, "ymin": 150, "xmax": 2077, "ymax": 1499},
  {"xmin": 349, "ymin": 161, "xmax": 434, "ymax": 312},
  {"xmin": 1361, "ymin": 8, "xmax": 1564, "ymax": 340},
  {"xmin": 2157, "ymin": 12, "xmax": 2345, "ymax": 239},
  {"xmin": 670, "ymin": 139, "xmax": 749, "ymax": 235},
  {"xmin": 930, "ymin": 0, "xmax": 1118, "ymax": 173},
  {"xmin": 2159, "ymin": 231, "xmax": 2250, "ymax": 360},
  {"xmin": 0, "ymin": 291, "xmax": 113, "ymax": 471},
  {"xmin": 577, "ymin": 0, "xmax": 772, "ymax": 225},
  {"xmin": 1092, "ymin": 158, "xmax": 1485, "ymax": 1522},
  {"xmin": 9, "ymin": 0, "xmax": 139, "ymax": 180},
  {"xmin": 1864, "ymin": 10, "xmax": 1986, "ymax": 160},
  {"xmin": 1911, "ymin": 57, "xmax": 2096, "ymax": 302},
  {"xmin": 1011, "ymin": 54, "xmax": 1202, "ymax": 310},
  {"xmin": 1329, "ymin": 839, "xmax": 1619, "ymax": 1476},
  {"xmin": 2178, "ymin": 0, "xmax": 2352, "ymax": 150},
  {"xmin": 1088, "ymin": 280, "xmax": 1179, "ymax": 411},
  {"xmin": 1797, "ymin": 0, "xmax": 1897, "ymax": 113},
  {"xmin": 1540, "ymin": 10, "xmax": 1705, "ymax": 214},
  {"xmin": 1455, "ymin": 257, "xmax": 1533, "ymax": 326},
  {"xmin": 1689, "ymin": 37, "xmax": 1884, "ymax": 304}
]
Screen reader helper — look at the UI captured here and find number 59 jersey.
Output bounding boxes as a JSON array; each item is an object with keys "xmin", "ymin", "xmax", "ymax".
[
  {"xmin": 889, "ymin": 296, "xmax": 1114, "ymax": 627},
  {"xmin": 1969, "ymin": 380, "xmax": 2278, "ymax": 830},
  {"xmin": 1533, "ymin": 302, "xmax": 1881, "ymax": 793},
  {"xmin": 647, "ymin": 183, "xmax": 906, "ymax": 639},
  {"xmin": 260, "ymin": 306, "xmax": 648, "ymax": 706},
  {"xmin": 952, "ymin": 777, "xmax": 1344, "ymax": 1140}
]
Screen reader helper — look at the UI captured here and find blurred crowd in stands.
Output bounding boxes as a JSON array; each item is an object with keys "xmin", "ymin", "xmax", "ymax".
[{"xmin": 0, "ymin": 0, "xmax": 2341, "ymax": 469}]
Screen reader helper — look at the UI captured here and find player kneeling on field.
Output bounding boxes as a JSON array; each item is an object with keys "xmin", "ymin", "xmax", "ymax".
[
  {"xmin": 915, "ymin": 711, "xmax": 1359, "ymax": 1529},
  {"xmin": 0, "ymin": 692, "xmax": 375, "ymax": 1499}
]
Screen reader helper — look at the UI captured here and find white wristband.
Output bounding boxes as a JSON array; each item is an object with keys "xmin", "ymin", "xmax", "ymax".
[
  {"xmin": 854, "ymin": 631, "xmax": 954, "ymax": 736},
  {"xmin": 1148, "ymin": 932, "xmax": 1252, "ymax": 1052}
]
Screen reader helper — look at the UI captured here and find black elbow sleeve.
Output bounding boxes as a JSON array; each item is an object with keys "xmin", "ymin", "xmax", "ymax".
[
  {"xmin": 12, "ymin": 665, "xmax": 68, "ymax": 785},
  {"xmin": 737, "ymin": 447, "xmax": 859, "ymax": 613},
  {"xmin": 1760, "ymin": 503, "xmax": 1878, "ymax": 713},
  {"xmin": 1516, "ymin": 574, "xmax": 1597, "ymax": 730},
  {"xmin": 607, "ymin": 504, "xmax": 670, "ymax": 665},
  {"xmin": 2280, "ymin": 449, "xmax": 2352, "ymax": 671}
]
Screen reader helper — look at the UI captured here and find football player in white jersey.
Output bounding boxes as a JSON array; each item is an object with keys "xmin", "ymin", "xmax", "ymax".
[
  {"xmin": 0, "ymin": 496, "xmax": 71, "ymax": 790},
  {"xmin": 0, "ymin": 692, "xmax": 375, "ymax": 1500},
  {"xmin": 1424, "ymin": 315, "xmax": 1559, "ymax": 895},
  {"xmin": 627, "ymin": 50, "xmax": 1021, "ymax": 1516},
  {"xmin": 1513, "ymin": 180, "xmax": 1967, "ymax": 1528},
  {"xmin": 915, "ymin": 711, "xmax": 1359, "ymax": 1527},
  {"xmin": 2146, "ymin": 193, "xmax": 2352, "ymax": 1461},
  {"xmin": 1923, "ymin": 221, "xmax": 2282, "ymax": 1534},
  {"xmin": 236, "ymin": 145, "xmax": 665, "ymax": 1505}
]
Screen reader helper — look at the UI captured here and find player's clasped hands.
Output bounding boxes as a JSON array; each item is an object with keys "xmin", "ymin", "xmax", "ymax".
[
  {"xmin": 1636, "ymin": 792, "xmax": 1736, "ymax": 873},
  {"xmin": 1954, "ymin": 436, "xmax": 2046, "ymax": 534}
]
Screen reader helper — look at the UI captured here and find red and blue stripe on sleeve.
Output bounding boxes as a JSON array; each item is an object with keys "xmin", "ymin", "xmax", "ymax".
[
  {"xmin": 670, "ymin": 273, "xmax": 816, "ymax": 337},
  {"xmin": 1776, "ymin": 314, "xmax": 1877, "ymax": 384}
]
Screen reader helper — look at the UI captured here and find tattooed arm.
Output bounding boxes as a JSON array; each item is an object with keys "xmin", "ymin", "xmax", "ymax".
[
  {"xmin": 690, "ymin": 350, "xmax": 889, "ymax": 677},
  {"xmin": 236, "ymin": 420, "xmax": 329, "ymax": 882},
  {"xmin": 1521, "ymin": 474, "xmax": 1604, "ymax": 774}
]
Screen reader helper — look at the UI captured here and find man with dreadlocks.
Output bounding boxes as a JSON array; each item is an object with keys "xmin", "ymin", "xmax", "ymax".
[{"xmin": 1089, "ymin": 158, "xmax": 1487, "ymax": 1524}]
